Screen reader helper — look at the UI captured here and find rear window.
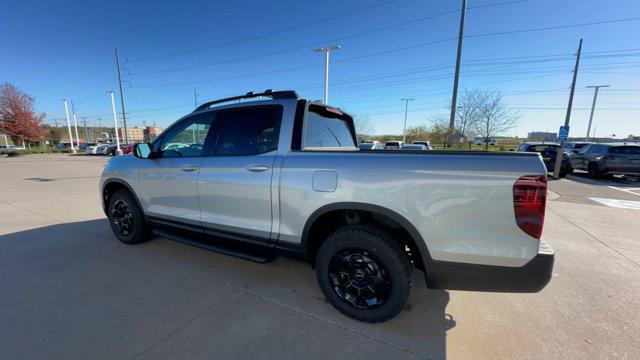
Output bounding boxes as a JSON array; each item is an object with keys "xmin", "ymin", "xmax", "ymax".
[
  {"xmin": 610, "ymin": 146, "xmax": 640, "ymax": 155},
  {"xmin": 386, "ymin": 141, "xmax": 401, "ymax": 146},
  {"xmin": 532, "ymin": 145, "xmax": 559, "ymax": 152},
  {"xmin": 304, "ymin": 106, "xmax": 356, "ymax": 149}
]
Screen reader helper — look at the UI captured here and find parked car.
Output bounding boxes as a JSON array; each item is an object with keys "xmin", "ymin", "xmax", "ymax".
[
  {"xmin": 78, "ymin": 142, "xmax": 93, "ymax": 150},
  {"xmin": 106, "ymin": 143, "xmax": 133, "ymax": 156},
  {"xmin": 101, "ymin": 90, "xmax": 554, "ymax": 323},
  {"xmin": 86, "ymin": 144, "xmax": 100, "ymax": 155},
  {"xmin": 475, "ymin": 138, "xmax": 497, "ymax": 146},
  {"xmin": 96, "ymin": 143, "xmax": 112, "ymax": 155},
  {"xmin": 384, "ymin": 140, "xmax": 404, "ymax": 150},
  {"xmin": 570, "ymin": 143, "xmax": 640, "ymax": 178},
  {"xmin": 562, "ymin": 141, "xmax": 593, "ymax": 154},
  {"xmin": 412, "ymin": 140, "xmax": 433, "ymax": 150},
  {"xmin": 0, "ymin": 145, "xmax": 17, "ymax": 149},
  {"xmin": 358, "ymin": 141, "xmax": 383, "ymax": 150},
  {"xmin": 516, "ymin": 142, "xmax": 571, "ymax": 177},
  {"xmin": 401, "ymin": 144, "xmax": 428, "ymax": 150}
]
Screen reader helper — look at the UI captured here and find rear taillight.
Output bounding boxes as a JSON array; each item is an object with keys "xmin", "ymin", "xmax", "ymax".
[{"xmin": 513, "ymin": 175, "xmax": 547, "ymax": 239}]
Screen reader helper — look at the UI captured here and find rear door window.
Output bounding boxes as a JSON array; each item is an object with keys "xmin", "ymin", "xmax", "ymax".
[
  {"xmin": 214, "ymin": 106, "xmax": 282, "ymax": 156},
  {"xmin": 304, "ymin": 106, "xmax": 356, "ymax": 150}
]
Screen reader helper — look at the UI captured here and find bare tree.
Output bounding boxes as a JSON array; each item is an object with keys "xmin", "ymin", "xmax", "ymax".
[
  {"xmin": 473, "ymin": 91, "xmax": 519, "ymax": 150},
  {"xmin": 353, "ymin": 116, "xmax": 374, "ymax": 141},
  {"xmin": 454, "ymin": 88, "xmax": 483, "ymax": 146}
]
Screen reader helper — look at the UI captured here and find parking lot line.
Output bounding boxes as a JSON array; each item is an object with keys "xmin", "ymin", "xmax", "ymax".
[
  {"xmin": 608, "ymin": 186, "xmax": 640, "ymax": 197},
  {"xmin": 588, "ymin": 197, "xmax": 640, "ymax": 210}
]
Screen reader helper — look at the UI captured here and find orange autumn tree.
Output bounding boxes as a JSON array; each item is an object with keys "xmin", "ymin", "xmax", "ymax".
[{"xmin": 0, "ymin": 83, "xmax": 46, "ymax": 146}]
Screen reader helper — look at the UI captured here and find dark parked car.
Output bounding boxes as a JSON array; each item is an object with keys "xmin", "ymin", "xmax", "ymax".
[
  {"xmin": 570, "ymin": 143, "xmax": 640, "ymax": 178},
  {"xmin": 516, "ymin": 142, "xmax": 571, "ymax": 177},
  {"xmin": 562, "ymin": 141, "xmax": 593, "ymax": 154}
]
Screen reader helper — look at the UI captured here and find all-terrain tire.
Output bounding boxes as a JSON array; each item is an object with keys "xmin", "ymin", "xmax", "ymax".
[
  {"xmin": 315, "ymin": 224, "xmax": 412, "ymax": 323},
  {"xmin": 107, "ymin": 189, "xmax": 151, "ymax": 245}
]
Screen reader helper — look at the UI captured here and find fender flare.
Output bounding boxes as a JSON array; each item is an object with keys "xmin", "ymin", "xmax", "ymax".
[
  {"xmin": 301, "ymin": 202, "xmax": 433, "ymax": 266},
  {"xmin": 101, "ymin": 178, "xmax": 144, "ymax": 216}
]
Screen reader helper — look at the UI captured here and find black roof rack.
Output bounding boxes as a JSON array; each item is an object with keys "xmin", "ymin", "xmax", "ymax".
[{"xmin": 194, "ymin": 89, "xmax": 299, "ymax": 111}]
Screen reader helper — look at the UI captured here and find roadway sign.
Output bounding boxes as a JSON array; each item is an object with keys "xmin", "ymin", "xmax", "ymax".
[{"xmin": 558, "ymin": 125, "xmax": 570, "ymax": 142}]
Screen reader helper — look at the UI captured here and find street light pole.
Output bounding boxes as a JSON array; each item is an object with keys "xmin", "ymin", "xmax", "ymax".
[
  {"xmin": 71, "ymin": 100, "xmax": 80, "ymax": 147},
  {"xmin": 401, "ymin": 98, "xmax": 414, "ymax": 143},
  {"xmin": 109, "ymin": 91, "xmax": 123, "ymax": 155},
  {"xmin": 314, "ymin": 45, "xmax": 341, "ymax": 104},
  {"xmin": 585, "ymin": 84, "xmax": 609, "ymax": 141},
  {"xmin": 62, "ymin": 100, "xmax": 76, "ymax": 154}
]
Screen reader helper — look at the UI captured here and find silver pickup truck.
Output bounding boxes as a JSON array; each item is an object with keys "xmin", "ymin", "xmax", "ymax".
[{"xmin": 100, "ymin": 90, "xmax": 554, "ymax": 323}]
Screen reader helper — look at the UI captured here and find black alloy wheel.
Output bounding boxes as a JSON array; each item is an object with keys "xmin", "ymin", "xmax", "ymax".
[
  {"xmin": 111, "ymin": 199, "xmax": 134, "ymax": 237},
  {"xmin": 328, "ymin": 249, "xmax": 391, "ymax": 310},
  {"xmin": 107, "ymin": 189, "xmax": 151, "ymax": 244}
]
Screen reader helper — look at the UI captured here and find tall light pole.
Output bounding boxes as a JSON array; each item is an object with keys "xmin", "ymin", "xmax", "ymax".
[
  {"xmin": 447, "ymin": 0, "xmax": 468, "ymax": 147},
  {"xmin": 109, "ymin": 91, "xmax": 123, "ymax": 155},
  {"xmin": 401, "ymin": 99, "xmax": 414, "ymax": 143},
  {"xmin": 70, "ymin": 100, "xmax": 80, "ymax": 147},
  {"xmin": 314, "ymin": 45, "xmax": 341, "ymax": 104},
  {"xmin": 62, "ymin": 100, "xmax": 76, "ymax": 153},
  {"xmin": 585, "ymin": 84, "xmax": 609, "ymax": 141}
]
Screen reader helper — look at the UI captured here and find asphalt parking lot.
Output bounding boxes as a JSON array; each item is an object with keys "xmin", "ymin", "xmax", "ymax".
[{"xmin": 1, "ymin": 155, "xmax": 639, "ymax": 359}]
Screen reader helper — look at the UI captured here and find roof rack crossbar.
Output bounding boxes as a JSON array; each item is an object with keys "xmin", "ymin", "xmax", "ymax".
[{"xmin": 194, "ymin": 90, "xmax": 299, "ymax": 111}]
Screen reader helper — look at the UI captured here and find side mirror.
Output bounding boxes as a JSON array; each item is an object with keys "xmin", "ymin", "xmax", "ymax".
[{"xmin": 133, "ymin": 142, "xmax": 152, "ymax": 159}]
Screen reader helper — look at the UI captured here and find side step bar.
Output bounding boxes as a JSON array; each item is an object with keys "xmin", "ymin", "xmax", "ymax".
[{"xmin": 153, "ymin": 229, "xmax": 276, "ymax": 264}]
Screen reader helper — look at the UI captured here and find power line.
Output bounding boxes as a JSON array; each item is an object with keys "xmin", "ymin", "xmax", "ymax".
[
  {"xmin": 127, "ymin": 0, "xmax": 400, "ymax": 63},
  {"xmin": 30, "ymin": 66, "xmax": 114, "ymax": 90},
  {"xmin": 129, "ymin": 0, "xmax": 530, "ymax": 76},
  {"xmin": 465, "ymin": 17, "xmax": 640, "ymax": 39}
]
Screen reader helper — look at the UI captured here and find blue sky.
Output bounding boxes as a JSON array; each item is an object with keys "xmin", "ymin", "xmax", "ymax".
[{"xmin": 1, "ymin": 0, "xmax": 639, "ymax": 138}]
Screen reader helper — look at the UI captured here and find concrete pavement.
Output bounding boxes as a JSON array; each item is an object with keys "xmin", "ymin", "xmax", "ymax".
[{"xmin": 1, "ymin": 154, "xmax": 639, "ymax": 359}]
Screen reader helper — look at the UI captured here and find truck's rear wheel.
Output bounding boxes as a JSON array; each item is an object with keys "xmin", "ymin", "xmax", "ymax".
[
  {"xmin": 107, "ymin": 189, "xmax": 151, "ymax": 245},
  {"xmin": 315, "ymin": 224, "xmax": 412, "ymax": 323}
]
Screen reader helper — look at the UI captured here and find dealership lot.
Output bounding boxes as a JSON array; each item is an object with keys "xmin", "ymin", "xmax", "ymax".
[{"xmin": 1, "ymin": 155, "xmax": 639, "ymax": 359}]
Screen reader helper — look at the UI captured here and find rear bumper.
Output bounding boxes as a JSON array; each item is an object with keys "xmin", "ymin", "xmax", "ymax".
[{"xmin": 426, "ymin": 240, "xmax": 555, "ymax": 293}]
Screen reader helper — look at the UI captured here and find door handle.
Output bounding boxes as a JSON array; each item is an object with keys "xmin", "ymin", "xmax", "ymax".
[
  {"xmin": 181, "ymin": 164, "xmax": 197, "ymax": 172},
  {"xmin": 245, "ymin": 165, "xmax": 269, "ymax": 172}
]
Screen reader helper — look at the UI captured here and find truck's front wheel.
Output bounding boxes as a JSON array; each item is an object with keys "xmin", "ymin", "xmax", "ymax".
[
  {"xmin": 107, "ymin": 189, "xmax": 151, "ymax": 245},
  {"xmin": 315, "ymin": 224, "xmax": 412, "ymax": 323}
]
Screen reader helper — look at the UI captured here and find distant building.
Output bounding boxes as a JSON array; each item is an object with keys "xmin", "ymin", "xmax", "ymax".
[
  {"xmin": 527, "ymin": 131, "xmax": 556, "ymax": 141},
  {"xmin": 118, "ymin": 127, "xmax": 145, "ymax": 142},
  {"xmin": 627, "ymin": 134, "xmax": 640, "ymax": 141},
  {"xmin": 144, "ymin": 126, "xmax": 164, "ymax": 142}
]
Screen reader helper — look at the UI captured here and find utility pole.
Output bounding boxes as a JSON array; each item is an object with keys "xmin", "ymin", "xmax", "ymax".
[
  {"xmin": 83, "ymin": 117, "xmax": 88, "ymax": 143},
  {"xmin": 553, "ymin": 38, "xmax": 583, "ymax": 179},
  {"xmin": 71, "ymin": 100, "xmax": 80, "ymax": 147},
  {"xmin": 97, "ymin": 117, "xmax": 103, "ymax": 141},
  {"xmin": 63, "ymin": 100, "xmax": 76, "ymax": 153},
  {"xmin": 401, "ymin": 99, "xmax": 414, "ymax": 143},
  {"xmin": 447, "ymin": 0, "xmax": 467, "ymax": 148},
  {"xmin": 109, "ymin": 91, "xmax": 123, "ymax": 155},
  {"xmin": 115, "ymin": 48, "xmax": 129, "ymax": 144},
  {"xmin": 194, "ymin": 88, "xmax": 199, "ymax": 107},
  {"xmin": 585, "ymin": 84, "xmax": 609, "ymax": 141},
  {"xmin": 314, "ymin": 45, "xmax": 341, "ymax": 104}
]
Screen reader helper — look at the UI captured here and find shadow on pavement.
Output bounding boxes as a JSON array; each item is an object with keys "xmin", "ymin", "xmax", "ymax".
[{"xmin": 0, "ymin": 219, "xmax": 455, "ymax": 359}]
